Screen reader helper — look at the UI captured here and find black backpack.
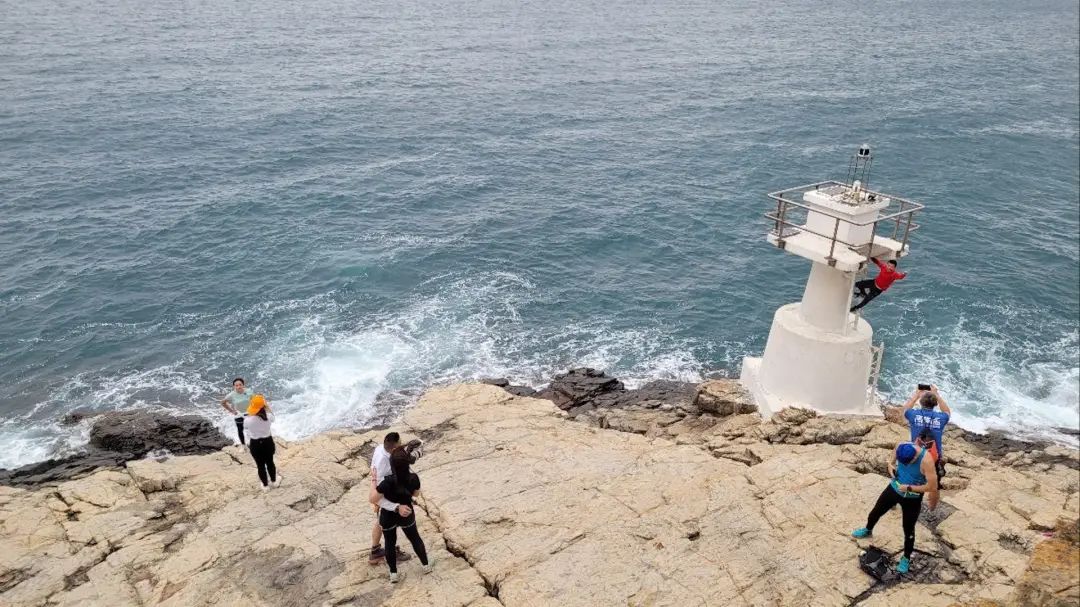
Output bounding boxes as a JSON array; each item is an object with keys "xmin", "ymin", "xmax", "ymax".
[{"xmin": 859, "ymin": 546, "xmax": 891, "ymax": 581}]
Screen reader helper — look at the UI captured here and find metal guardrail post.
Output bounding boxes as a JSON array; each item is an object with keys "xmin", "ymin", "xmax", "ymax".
[
  {"xmin": 900, "ymin": 211, "xmax": 916, "ymax": 254},
  {"xmin": 826, "ymin": 217, "xmax": 840, "ymax": 266},
  {"xmin": 776, "ymin": 194, "xmax": 788, "ymax": 249}
]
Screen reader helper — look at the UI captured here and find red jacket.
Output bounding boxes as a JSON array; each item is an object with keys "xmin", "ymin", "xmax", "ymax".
[{"xmin": 873, "ymin": 258, "xmax": 906, "ymax": 291}]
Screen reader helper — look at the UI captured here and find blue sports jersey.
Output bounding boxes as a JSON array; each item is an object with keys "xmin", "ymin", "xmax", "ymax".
[{"xmin": 905, "ymin": 408, "xmax": 950, "ymax": 454}]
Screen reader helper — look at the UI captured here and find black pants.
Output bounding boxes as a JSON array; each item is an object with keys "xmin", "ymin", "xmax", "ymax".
[
  {"xmin": 380, "ymin": 511, "xmax": 429, "ymax": 573},
  {"xmin": 866, "ymin": 485, "xmax": 923, "ymax": 558},
  {"xmin": 234, "ymin": 417, "xmax": 246, "ymax": 445},
  {"xmin": 248, "ymin": 437, "xmax": 277, "ymax": 486},
  {"xmin": 851, "ymin": 279, "xmax": 883, "ymax": 312}
]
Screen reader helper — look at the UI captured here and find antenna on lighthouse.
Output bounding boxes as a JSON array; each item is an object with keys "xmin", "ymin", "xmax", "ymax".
[{"xmin": 844, "ymin": 144, "xmax": 874, "ymax": 203}]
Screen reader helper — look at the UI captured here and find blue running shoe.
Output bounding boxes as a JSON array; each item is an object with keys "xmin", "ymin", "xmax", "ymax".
[
  {"xmin": 851, "ymin": 528, "xmax": 871, "ymax": 539},
  {"xmin": 897, "ymin": 556, "xmax": 910, "ymax": 573}
]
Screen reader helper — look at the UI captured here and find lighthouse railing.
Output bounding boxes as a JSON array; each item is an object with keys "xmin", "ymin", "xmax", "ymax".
[{"xmin": 765, "ymin": 181, "xmax": 923, "ymax": 267}]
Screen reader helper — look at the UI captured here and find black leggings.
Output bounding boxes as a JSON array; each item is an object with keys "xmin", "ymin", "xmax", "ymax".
[
  {"xmin": 234, "ymin": 417, "xmax": 246, "ymax": 445},
  {"xmin": 381, "ymin": 514, "xmax": 429, "ymax": 573},
  {"xmin": 248, "ymin": 437, "xmax": 277, "ymax": 486},
  {"xmin": 866, "ymin": 485, "xmax": 923, "ymax": 558},
  {"xmin": 851, "ymin": 279, "xmax": 883, "ymax": 312}
]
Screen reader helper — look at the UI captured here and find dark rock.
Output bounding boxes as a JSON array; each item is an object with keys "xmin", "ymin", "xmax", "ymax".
[
  {"xmin": 89, "ymin": 411, "xmax": 232, "ymax": 458},
  {"xmin": 480, "ymin": 378, "xmax": 510, "ymax": 388},
  {"xmin": 959, "ymin": 429, "xmax": 1079, "ymax": 470},
  {"xmin": 0, "ymin": 411, "xmax": 232, "ymax": 487},
  {"xmin": 0, "ymin": 450, "xmax": 129, "ymax": 486},
  {"xmin": 505, "ymin": 385, "xmax": 538, "ymax": 397},
  {"xmin": 60, "ymin": 408, "xmax": 99, "ymax": 426},
  {"xmin": 535, "ymin": 368, "xmax": 625, "ymax": 410},
  {"xmin": 597, "ymin": 380, "xmax": 698, "ymax": 410}
]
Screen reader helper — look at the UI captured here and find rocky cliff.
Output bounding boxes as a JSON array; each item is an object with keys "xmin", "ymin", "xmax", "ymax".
[{"xmin": 1, "ymin": 380, "xmax": 1077, "ymax": 606}]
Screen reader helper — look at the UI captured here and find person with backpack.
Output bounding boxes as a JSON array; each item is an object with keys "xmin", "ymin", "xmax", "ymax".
[
  {"xmin": 369, "ymin": 447, "xmax": 432, "ymax": 583},
  {"xmin": 851, "ymin": 442, "xmax": 939, "ymax": 574}
]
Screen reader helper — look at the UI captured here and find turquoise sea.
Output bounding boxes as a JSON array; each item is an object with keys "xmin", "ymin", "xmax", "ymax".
[{"xmin": 1, "ymin": 0, "xmax": 1078, "ymax": 468}]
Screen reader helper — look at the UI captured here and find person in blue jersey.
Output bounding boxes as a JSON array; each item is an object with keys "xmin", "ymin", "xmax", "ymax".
[
  {"xmin": 902, "ymin": 385, "xmax": 951, "ymax": 488},
  {"xmin": 851, "ymin": 442, "xmax": 939, "ymax": 574}
]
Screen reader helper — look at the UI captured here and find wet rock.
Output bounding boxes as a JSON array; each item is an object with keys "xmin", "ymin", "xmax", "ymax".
[
  {"xmin": 595, "ymin": 380, "xmax": 698, "ymax": 410},
  {"xmin": 505, "ymin": 385, "xmax": 538, "ymax": 397},
  {"xmin": 60, "ymin": 409, "xmax": 99, "ymax": 426},
  {"xmin": 534, "ymin": 368, "xmax": 624, "ymax": 410},
  {"xmin": 0, "ymin": 450, "xmax": 129, "ymax": 486},
  {"xmin": 89, "ymin": 411, "xmax": 231, "ymax": 458},
  {"xmin": 479, "ymin": 378, "xmax": 510, "ymax": 388},
  {"xmin": 0, "ymin": 413, "xmax": 231, "ymax": 487}
]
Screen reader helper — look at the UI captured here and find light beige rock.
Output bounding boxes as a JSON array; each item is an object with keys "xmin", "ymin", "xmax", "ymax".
[
  {"xmin": 694, "ymin": 379, "xmax": 757, "ymax": 416},
  {"xmin": 1, "ymin": 382, "xmax": 1076, "ymax": 607}
]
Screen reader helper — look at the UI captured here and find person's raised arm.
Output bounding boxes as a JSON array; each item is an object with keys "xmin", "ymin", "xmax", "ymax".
[
  {"xmin": 902, "ymin": 388, "xmax": 922, "ymax": 412},
  {"xmin": 931, "ymin": 385, "xmax": 951, "ymax": 416},
  {"xmin": 872, "ymin": 257, "xmax": 887, "ymax": 271},
  {"xmin": 221, "ymin": 397, "xmax": 236, "ymax": 415}
]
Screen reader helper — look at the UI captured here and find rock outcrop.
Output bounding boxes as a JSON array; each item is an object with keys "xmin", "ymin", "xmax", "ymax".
[
  {"xmin": 0, "ymin": 412, "xmax": 231, "ymax": 487},
  {"xmin": 1, "ymin": 382, "xmax": 1077, "ymax": 607}
]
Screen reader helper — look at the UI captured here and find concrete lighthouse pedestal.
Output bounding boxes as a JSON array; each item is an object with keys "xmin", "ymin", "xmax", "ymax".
[
  {"xmin": 738, "ymin": 148, "xmax": 923, "ymax": 418},
  {"xmin": 741, "ymin": 305, "xmax": 876, "ymax": 417}
]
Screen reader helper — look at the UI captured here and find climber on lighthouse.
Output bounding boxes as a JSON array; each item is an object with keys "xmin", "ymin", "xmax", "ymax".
[{"xmin": 850, "ymin": 257, "xmax": 906, "ymax": 312}]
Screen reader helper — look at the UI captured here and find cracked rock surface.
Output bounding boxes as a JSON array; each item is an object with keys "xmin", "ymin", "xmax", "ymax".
[{"xmin": 2, "ymin": 382, "xmax": 1078, "ymax": 606}]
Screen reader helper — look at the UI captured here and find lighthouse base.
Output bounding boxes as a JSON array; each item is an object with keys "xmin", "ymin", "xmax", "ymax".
[{"xmin": 740, "ymin": 303, "xmax": 879, "ymax": 418}]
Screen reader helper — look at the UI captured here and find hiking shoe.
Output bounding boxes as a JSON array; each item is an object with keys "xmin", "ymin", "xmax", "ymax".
[
  {"xmin": 897, "ymin": 556, "xmax": 910, "ymax": 574},
  {"xmin": 389, "ymin": 572, "xmax": 399, "ymax": 584},
  {"xmin": 396, "ymin": 547, "xmax": 412, "ymax": 562},
  {"xmin": 851, "ymin": 528, "xmax": 871, "ymax": 539},
  {"xmin": 368, "ymin": 546, "xmax": 386, "ymax": 565}
]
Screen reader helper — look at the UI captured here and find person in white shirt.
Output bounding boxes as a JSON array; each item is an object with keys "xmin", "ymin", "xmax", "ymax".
[
  {"xmin": 221, "ymin": 378, "xmax": 253, "ymax": 444},
  {"xmin": 368, "ymin": 432, "xmax": 412, "ymax": 565},
  {"xmin": 243, "ymin": 394, "xmax": 279, "ymax": 491}
]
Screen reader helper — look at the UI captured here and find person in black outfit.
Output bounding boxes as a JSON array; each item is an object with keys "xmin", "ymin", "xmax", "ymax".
[{"xmin": 369, "ymin": 447, "xmax": 431, "ymax": 583}]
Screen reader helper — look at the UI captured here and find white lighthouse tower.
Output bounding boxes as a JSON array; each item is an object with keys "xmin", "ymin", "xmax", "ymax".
[{"xmin": 740, "ymin": 146, "xmax": 923, "ymax": 416}]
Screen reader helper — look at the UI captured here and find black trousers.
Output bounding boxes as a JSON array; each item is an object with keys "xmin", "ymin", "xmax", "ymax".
[
  {"xmin": 866, "ymin": 485, "xmax": 923, "ymax": 558},
  {"xmin": 234, "ymin": 416, "xmax": 246, "ymax": 445},
  {"xmin": 851, "ymin": 279, "xmax": 883, "ymax": 312},
  {"xmin": 248, "ymin": 437, "xmax": 277, "ymax": 486},
  {"xmin": 380, "ymin": 510, "xmax": 429, "ymax": 573}
]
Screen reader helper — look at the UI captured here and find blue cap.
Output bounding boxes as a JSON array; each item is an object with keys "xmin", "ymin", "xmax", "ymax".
[{"xmin": 896, "ymin": 443, "xmax": 917, "ymax": 464}]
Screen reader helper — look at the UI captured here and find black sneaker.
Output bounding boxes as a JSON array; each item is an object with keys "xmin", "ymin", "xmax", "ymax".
[{"xmin": 396, "ymin": 547, "xmax": 412, "ymax": 562}]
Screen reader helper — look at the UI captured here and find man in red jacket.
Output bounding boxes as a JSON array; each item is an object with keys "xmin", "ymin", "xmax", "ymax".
[{"xmin": 851, "ymin": 257, "xmax": 906, "ymax": 312}]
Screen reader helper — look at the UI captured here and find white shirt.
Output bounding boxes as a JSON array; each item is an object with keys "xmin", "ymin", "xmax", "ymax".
[
  {"xmin": 371, "ymin": 445, "xmax": 392, "ymax": 483},
  {"xmin": 243, "ymin": 410, "xmax": 275, "ymax": 440},
  {"xmin": 370, "ymin": 444, "xmax": 398, "ymax": 511}
]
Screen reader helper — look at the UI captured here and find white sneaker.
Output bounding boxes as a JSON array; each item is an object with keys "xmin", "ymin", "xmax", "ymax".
[
  {"xmin": 422, "ymin": 562, "xmax": 433, "ymax": 575},
  {"xmin": 261, "ymin": 484, "xmax": 270, "ymax": 493},
  {"xmin": 389, "ymin": 572, "xmax": 400, "ymax": 584},
  {"xmin": 272, "ymin": 476, "xmax": 282, "ymax": 488}
]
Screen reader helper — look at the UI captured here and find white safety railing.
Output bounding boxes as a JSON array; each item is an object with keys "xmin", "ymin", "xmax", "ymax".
[{"xmin": 867, "ymin": 343, "xmax": 885, "ymax": 409}]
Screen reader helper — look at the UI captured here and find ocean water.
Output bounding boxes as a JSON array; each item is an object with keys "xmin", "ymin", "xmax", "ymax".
[{"xmin": 1, "ymin": 0, "xmax": 1077, "ymax": 468}]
